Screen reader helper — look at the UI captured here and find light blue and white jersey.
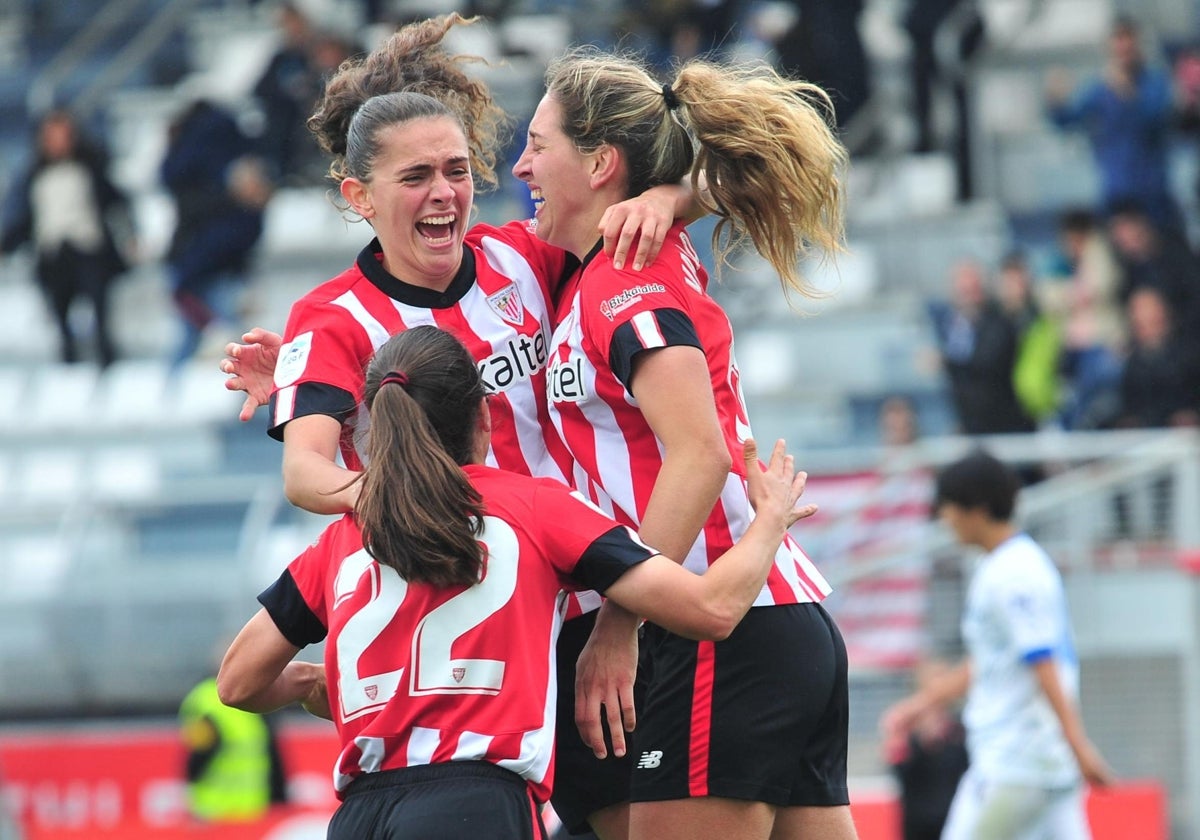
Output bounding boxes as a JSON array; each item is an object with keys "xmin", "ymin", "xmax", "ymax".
[{"xmin": 962, "ymin": 532, "xmax": 1080, "ymax": 788}]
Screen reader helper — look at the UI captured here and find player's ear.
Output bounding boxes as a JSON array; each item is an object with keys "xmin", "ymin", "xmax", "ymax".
[{"xmin": 341, "ymin": 177, "xmax": 373, "ymax": 218}]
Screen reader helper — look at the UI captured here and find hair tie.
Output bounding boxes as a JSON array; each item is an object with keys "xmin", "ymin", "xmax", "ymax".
[
  {"xmin": 661, "ymin": 83, "xmax": 680, "ymax": 111},
  {"xmin": 381, "ymin": 370, "xmax": 410, "ymax": 389}
]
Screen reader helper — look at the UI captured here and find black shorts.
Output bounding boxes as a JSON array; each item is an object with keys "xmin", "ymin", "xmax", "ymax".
[
  {"xmin": 328, "ymin": 761, "xmax": 546, "ymax": 840},
  {"xmin": 630, "ymin": 602, "xmax": 849, "ymax": 808},
  {"xmin": 550, "ymin": 610, "xmax": 647, "ymax": 836}
]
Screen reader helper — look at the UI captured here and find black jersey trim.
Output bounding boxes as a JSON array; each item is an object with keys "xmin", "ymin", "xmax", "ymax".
[
  {"xmin": 258, "ymin": 570, "xmax": 327, "ymax": 648},
  {"xmin": 572, "ymin": 525, "xmax": 657, "ymax": 594},
  {"xmin": 267, "ymin": 381, "xmax": 357, "ymax": 441},
  {"xmin": 356, "ymin": 237, "xmax": 477, "ymax": 309},
  {"xmin": 609, "ymin": 308, "xmax": 702, "ymax": 390}
]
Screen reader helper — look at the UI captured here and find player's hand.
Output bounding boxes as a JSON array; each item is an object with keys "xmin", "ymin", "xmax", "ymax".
[
  {"xmin": 1075, "ymin": 738, "xmax": 1116, "ymax": 787},
  {"xmin": 219, "ymin": 327, "xmax": 283, "ymax": 422},
  {"xmin": 291, "ymin": 662, "xmax": 331, "ymax": 721},
  {"xmin": 575, "ymin": 617, "xmax": 639, "ymax": 759},
  {"xmin": 743, "ymin": 438, "xmax": 818, "ymax": 531},
  {"xmin": 598, "ymin": 189, "xmax": 674, "ymax": 271},
  {"xmin": 879, "ymin": 696, "xmax": 922, "ymax": 746}
]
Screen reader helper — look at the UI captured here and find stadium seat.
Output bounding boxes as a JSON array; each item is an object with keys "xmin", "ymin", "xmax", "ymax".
[
  {"xmin": 23, "ymin": 362, "xmax": 103, "ymax": 436},
  {"xmin": 91, "ymin": 446, "xmax": 163, "ymax": 504},
  {"xmin": 92, "ymin": 357, "xmax": 173, "ymax": 433}
]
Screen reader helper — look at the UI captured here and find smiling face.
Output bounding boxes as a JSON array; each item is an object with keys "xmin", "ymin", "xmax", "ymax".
[
  {"xmin": 341, "ymin": 116, "xmax": 473, "ymax": 289},
  {"xmin": 511, "ymin": 94, "xmax": 607, "ymax": 259}
]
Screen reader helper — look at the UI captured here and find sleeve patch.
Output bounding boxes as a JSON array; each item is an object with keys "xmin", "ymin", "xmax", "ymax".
[
  {"xmin": 598, "ymin": 283, "xmax": 667, "ymax": 322},
  {"xmin": 274, "ymin": 331, "xmax": 314, "ymax": 388}
]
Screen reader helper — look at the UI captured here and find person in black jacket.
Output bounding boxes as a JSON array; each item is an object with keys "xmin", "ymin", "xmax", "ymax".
[
  {"xmin": 1, "ymin": 108, "xmax": 132, "ymax": 366},
  {"xmin": 161, "ymin": 99, "xmax": 272, "ymax": 366},
  {"xmin": 928, "ymin": 259, "xmax": 1036, "ymax": 435}
]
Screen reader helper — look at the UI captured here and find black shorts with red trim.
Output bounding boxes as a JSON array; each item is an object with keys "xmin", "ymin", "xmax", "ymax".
[
  {"xmin": 328, "ymin": 761, "xmax": 546, "ymax": 840},
  {"xmin": 550, "ymin": 610, "xmax": 648, "ymax": 835},
  {"xmin": 630, "ymin": 602, "xmax": 849, "ymax": 808}
]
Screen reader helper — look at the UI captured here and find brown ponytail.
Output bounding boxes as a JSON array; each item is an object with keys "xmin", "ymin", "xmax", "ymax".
[{"xmin": 356, "ymin": 325, "xmax": 487, "ymax": 587}]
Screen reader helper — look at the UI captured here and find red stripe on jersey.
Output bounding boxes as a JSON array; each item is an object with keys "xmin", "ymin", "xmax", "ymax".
[{"xmin": 688, "ymin": 641, "xmax": 716, "ymax": 797}]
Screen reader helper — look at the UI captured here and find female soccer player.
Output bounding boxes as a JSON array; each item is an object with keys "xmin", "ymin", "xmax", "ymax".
[
  {"xmin": 216, "ymin": 325, "xmax": 817, "ymax": 840},
  {"xmin": 221, "ymin": 15, "xmax": 682, "ymax": 515},
  {"xmin": 511, "ymin": 49, "xmax": 855, "ymax": 840}
]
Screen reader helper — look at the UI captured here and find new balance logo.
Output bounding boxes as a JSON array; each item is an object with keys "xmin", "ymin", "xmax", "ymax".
[{"xmin": 636, "ymin": 750, "xmax": 663, "ymax": 770}]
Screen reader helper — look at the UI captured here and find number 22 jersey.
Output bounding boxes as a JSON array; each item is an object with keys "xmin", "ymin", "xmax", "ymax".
[{"xmin": 256, "ymin": 464, "xmax": 656, "ymax": 802}]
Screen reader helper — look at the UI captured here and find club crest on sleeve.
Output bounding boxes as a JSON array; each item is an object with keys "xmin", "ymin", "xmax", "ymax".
[
  {"xmin": 487, "ymin": 284, "xmax": 525, "ymax": 326},
  {"xmin": 452, "ymin": 667, "xmax": 466, "ymax": 683},
  {"xmin": 364, "ymin": 684, "xmax": 378, "ymax": 701},
  {"xmin": 274, "ymin": 331, "xmax": 314, "ymax": 388}
]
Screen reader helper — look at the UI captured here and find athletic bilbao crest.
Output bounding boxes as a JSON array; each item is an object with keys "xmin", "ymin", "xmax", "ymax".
[
  {"xmin": 364, "ymin": 684, "xmax": 378, "ymax": 700},
  {"xmin": 452, "ymin": 667, "xmax": 466, "ymax": 683},
  {"xmin": 487, "ymin": 284, "xmax": 525, "ymax": 326}
]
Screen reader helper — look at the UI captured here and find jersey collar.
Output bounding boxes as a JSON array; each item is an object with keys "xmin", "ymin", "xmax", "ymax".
[{"xmin": 356, "ymin": 237, "xmax": 478, "ymax": 309}]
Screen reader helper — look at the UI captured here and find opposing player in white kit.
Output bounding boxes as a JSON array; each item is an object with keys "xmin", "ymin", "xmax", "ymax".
[
  {"xmin": 216, "ymin": 325, "xmax": 818, "ymax": 840},
  {"xmin": 881, "ymin": 450, "xmax": 1113, "ymax": 840}
]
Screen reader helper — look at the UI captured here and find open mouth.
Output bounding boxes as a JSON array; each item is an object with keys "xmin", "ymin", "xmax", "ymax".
[
  {"xmin": 417, "ymin": 213, "xmax": 457, "ymax": 245},
  {"xmin": 529, "ymin": 188, "xmax": 544, "ymax": 213}
]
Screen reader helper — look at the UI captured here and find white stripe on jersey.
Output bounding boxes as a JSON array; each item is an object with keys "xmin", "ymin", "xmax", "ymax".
[
  {"xmin": 357, "ymin": 734, "xmax": 385, "ymax": 773},
  {"xmin": 332, "ymin": 290, "xmax": 392, "ymax": 350},
  {"xmin": 452, "ymin": 730, "xmax": 494, "ymax": 761},
  {"xmin": 631, "ymin": 310, "xmax": 667, "ymax": 348},
  {"xmin": 406, "ymin": 726, "xmax": 441, "ymax": 766},
  {"xmin": 274, "ymin": 384, "xmax": 297, "ymax": 426},
  {"xmin": 498, "ymin": 605, "xmax": 562, "ymax": 783},
  {"xmin": 458, "ymin": 248, "xmax": 562, "ymax": 484}
]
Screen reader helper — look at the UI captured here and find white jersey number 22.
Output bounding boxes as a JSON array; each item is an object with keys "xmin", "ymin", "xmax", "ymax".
[{"xmin": 334, "ymin": 516, "xmax": 519, "ymax": 720}]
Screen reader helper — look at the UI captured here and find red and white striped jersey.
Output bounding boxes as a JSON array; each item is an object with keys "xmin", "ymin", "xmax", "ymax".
[
  {"xmin": 268, "ymin": 221, "xmax": 573, "ymax": 482},
  {"xmin": 546, "ymin": 223, "xmax": 831, "ymax": 614},
  {"xmin": 258, "ymin": 464, "xmax": 657, "ymax": 801}
]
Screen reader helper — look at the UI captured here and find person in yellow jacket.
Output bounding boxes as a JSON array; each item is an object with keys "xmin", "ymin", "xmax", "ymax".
[{"xmin": 180, "ymin": 675, "xmax": 287, "ymax": 822}]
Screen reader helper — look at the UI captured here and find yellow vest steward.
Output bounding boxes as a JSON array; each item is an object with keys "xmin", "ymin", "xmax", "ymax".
[{"xmin": 180, "ymin": 677, "xmax": 273, "ymax": 821}]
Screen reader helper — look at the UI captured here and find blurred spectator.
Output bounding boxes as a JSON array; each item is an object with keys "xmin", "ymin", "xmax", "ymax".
[
  {"xmin": 903, "ymin": 0, "xmax": 986, "ymax": 199},
  {"xmin": 161, "ymin": 99, "xmax": 272, "ymax": 367},
  {"xmin": 775, "ymin": 0, "xmax": 872, "ymax": 133},
  {"xmin": 927, "ymin": 259, "xmax": 1035, "ymax": 435},
  {"xmin": 1116, "ymin": 286, "xmax": 1200, "ymax": 429},
  {"xmin": 1173, "ymin": 42, "xmax": 1200, "ymax": 211},
  {"xmin": 252, "ymin": 2, "xmax": 356, "ymax": 185},
  {"xmin": 880, "ymin": 393, "xmax": 921, "ymax": 449},
  {"xmin": 883, "ymin": 659, "xmax": 970, "ymax": 840},
  {"xmin": 1039, "ymin": 210, "xmax": 1125, "ymax": 429},
  {"xmin": 179, "ymin": 673, "xmax": 287, "ymax": 823},
  {"xmin": 1107, "ymin": 199, "xmax": 1200, "ymax": 357},
  {"xmin": 659, "ymin": 0, "xmax": 740, "ymax": 61},
  {"xmin": 0, "ymin": 108, "xmax": 133, "ymax": 367},
  {"xmin": 997, "ymin": 252, "xmax": 1061, "ymax": 427},
  {"xmin": 1046, "ymin": 15, "xmax": 1181, "ymax": 233}
]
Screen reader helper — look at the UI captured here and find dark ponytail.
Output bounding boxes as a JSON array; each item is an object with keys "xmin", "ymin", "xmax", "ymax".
[{"xmin": 356, "ymin": 325, "xmax": 487, "ymax": 587}]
